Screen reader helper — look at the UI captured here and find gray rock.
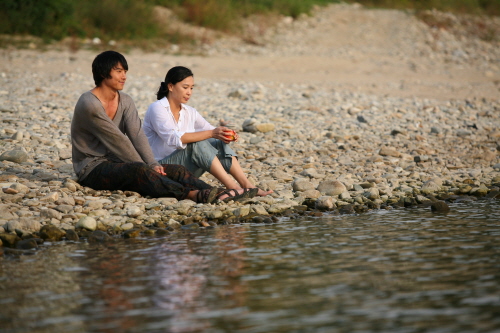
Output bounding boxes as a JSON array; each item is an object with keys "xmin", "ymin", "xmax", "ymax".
[
  {"xmin": 456, "ymin": 129, "xmax": 471, "ymax": 137},
  {"xmin": 121, "ymin": 223, "xmax": 135, "ymax": 231},
  {"xmin": 9, "ymin": 183, "xmax": 29, "ymax": 193},
  {"xmin": 64, "ymin": 181, "xmax": 78, "ymax": 192},
  {"xmin": 11, "ymin": 131, "xmax": 24, "ymax": 141},
  {"xmin": 84, "ymin": 200, "xmax": 104, "ymax": 210},
  {"xmin": 124, "ymin": 229, "xmax": 141, "ymax": 238},
  {"xmin": 0, "ymin": 232, "xmax": 21, "ymax": 247},
  {"xmin": 302, "ymin": 189, "xmax": 321, "ymax": 198},
  {"xmin": 339, "ymin": 191, "xmax": 351, "ymax": 200},
  {"xmin": 40, "ymin": 192, "xmax": 59, "ymax": 202},
  {"xmin": 228, "ymin": 89, "xmax": 248, "ymax": 100},
  {"xmin": 315, "ymin": 196, "xmax": 335, "ymax": 210},
  {"xmin": 431, "ymin": 201, "xmax": 450, "ymax": 213},
  {"xmin": 379, "ymin": 147, "xmax": 401, "ymax": 158},
  {"xmin": 357, "ymin": 115, "xmax": 368, "ymax": 123},
  {"xmin": 16, "ymin": 238, "xmax": 38, "ymax": 249},
  {"xmin": 414, "ymin": 155, "xmax": 429, "ymax": 163},
  {"xmin": 272, "ymin": 170, "xmax": 294, "ymax": 182},
  {"xmin": 233, "ymin": 205, "xmax": 251, "ymax": 217},
  {"xmin": 88, "ymin": 230, "xmax": 111, "ymax": 243},
  {"xmin": 56, "ymin": 196, "xmax": 76, "ymax": 206},
  {"xmin": 292, "ymin": 178, "xmax": 315, "ymax": 191},
  {"xmin": 363, "ymin": 188, "xmax": 380, "ymax": 200},
  {"xmin": 267, "ymin": 202, "xmax": 293, "ymax": 214},
  {"xmin": 39, "ymin": 225, "xmax": 65, "ymax": 241},
  {"xmin": 40, "ymin": 208, "xmax": 63, "ymax": 220},
  {"xmin": 0, "ymin": 150, "xmax": 28, "ymax": 163},
  {"xmin": 167, "ymin": 219, "xmax": 182, "ymax": 229},
  {"xmin": 255, "ymin": 123, "xmax": 275, "ymax": 133},
  {"xmin": 58, "ymin": 148, "xmax": 72, "ymax": 160},
  {"xmin": 242, "ymin": 119, "xmax": 258, "ymax": 133},
  {"xmin": 65, "ymin": 229, "xmax": 79, "ymax": 241},
  {"xmin": 206, "ymin": 210, "xmax": 223, "ymax": 219},
  {"xmin": 301, "ymin": 168, "xmax": 322, "ymax": 178},
  {"xmin": 5, "ymin": 218, "xmax": 42, "ymax": 233},
  {"xmin": 317, "ymin": 180, "xmax": 347, "ymax": 196},
  {"xmin": 421, "ymin": 181, "xmax": 442, "ymax": 194},
  {"xmin": 0, "ymin": 204, "xmax": 17, "ymax": 220},
  {"xmin": 76, "ymin": 216, "xmax": 97, "ymax": 231},
  {"xmin": 126, "ymin": 206, "xmax": 143, "ymax": 218}
]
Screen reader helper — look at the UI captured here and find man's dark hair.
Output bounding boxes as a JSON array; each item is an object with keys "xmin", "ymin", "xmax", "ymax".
[{"xmin": 92, "ymin": 51, "xmax": 128, "ymax": 87}]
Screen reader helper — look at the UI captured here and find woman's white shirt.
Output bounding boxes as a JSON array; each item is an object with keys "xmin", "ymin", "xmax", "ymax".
[{"xmin": 143, "ymin": 97, "xmax": 215, "ymax": 161}]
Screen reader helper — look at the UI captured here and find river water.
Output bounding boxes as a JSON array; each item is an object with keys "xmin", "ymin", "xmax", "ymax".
[{"xmin": 1, "ymin": 199, "xmax": 499, "ymax": 333}]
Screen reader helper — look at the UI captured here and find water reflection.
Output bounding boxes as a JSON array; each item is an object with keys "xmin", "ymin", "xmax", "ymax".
[{"xmin": 1, "ymin": 200, "xmax": 499, "ymax": 332}]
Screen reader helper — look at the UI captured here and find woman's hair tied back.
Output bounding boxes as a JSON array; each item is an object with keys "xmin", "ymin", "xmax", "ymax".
[{"xmin": 156, "ymin": 66, "xmax": 193, "ymax": 100}]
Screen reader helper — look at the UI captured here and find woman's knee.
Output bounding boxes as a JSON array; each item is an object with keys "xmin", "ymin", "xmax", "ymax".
[{"xmin": 190, "ymin": 140, "xmax": 214, "ymax": 151}]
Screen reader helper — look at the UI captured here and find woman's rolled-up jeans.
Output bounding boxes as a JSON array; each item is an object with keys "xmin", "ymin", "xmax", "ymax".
[{"xmin": 158, "ymin": 138, "xmax": 236, "ymax": 178}]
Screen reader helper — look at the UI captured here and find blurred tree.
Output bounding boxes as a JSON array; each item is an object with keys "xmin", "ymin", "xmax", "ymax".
[{"xmin": 0, "ymin": 0, "xmax": 78, "ymax": 39}]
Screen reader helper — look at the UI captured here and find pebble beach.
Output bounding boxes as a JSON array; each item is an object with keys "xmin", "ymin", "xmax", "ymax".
[{"xmin": 0, "ymin": 3, "xmax": 499, "ymax": 249}]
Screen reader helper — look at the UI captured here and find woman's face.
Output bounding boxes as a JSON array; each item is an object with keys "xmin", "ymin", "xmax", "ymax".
[{"xmin": 168, "ymin": 76, "xmax": 194, "ymax": 105}]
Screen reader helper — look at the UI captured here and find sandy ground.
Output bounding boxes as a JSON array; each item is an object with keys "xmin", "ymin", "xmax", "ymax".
[{"xmin": 2, "ymin": 3, "xmax": 499, "ymax": 102}]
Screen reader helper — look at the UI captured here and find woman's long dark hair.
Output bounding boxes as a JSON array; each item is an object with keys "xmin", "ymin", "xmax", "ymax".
[{"xmin": 156, "ymin": 66, "xmax": 194, "ymax": 100}]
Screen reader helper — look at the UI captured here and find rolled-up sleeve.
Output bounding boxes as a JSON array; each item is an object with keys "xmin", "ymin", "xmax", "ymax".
[
  {"xmin": 193, "ymin": 111, "xmax": 215, "ymax": 132},
  {"xmin": 143, "ymin": 99, "xmax": 218, "ymax": 160},
  {"xmin": 148, "ymin": 104, "xmax": 187, "ymax": 150}
]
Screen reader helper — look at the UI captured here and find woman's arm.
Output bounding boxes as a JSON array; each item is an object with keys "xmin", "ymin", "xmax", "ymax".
[
  {"xmin": 180, "ymin": 106, "xmax": 233, "ymax": 143},
  {"xmin": 181, "ymin": 127, "xmax": 233, "ymax": 144}
]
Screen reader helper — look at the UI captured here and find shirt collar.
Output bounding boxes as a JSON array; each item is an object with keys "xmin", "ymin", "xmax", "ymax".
[{"xmin": 159, "ymin": 97, "xmax": 186, "ymax": 112}]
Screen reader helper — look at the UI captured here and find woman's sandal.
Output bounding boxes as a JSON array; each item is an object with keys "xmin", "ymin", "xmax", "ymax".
[
  {"xmin": 216, "ymin": 188, "xmax": 259, "ymax": 203},
  {"xmin": 196, "ymin": 187, "xmax": 219, "ymax": 204}
]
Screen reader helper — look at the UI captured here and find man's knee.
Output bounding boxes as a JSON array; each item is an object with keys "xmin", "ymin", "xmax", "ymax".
[{"xmin": 132, "ymin": 163, "xmax": 153, "ymax": 176}]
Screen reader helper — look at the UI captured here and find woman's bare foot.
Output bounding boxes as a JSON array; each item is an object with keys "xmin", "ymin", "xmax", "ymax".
[{"xmin": 254, "ymin": 188, "xmax": 273, "ymax": 196}]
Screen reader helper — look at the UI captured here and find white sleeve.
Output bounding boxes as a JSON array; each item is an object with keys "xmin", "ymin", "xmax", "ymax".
[
  {"xmin": 193, "ymin": 108, "xmax": 216, "ymax": 132},
  {"xmin": 148, "ymin": 103, "xmax": 187, "ymax": 150}
]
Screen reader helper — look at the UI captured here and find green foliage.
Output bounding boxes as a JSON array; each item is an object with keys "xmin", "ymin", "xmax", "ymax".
[
  {"xmin": 76, "ymin": 0, "xmax": 160, "ymax": 39},
  {"xmin": 352, "ymin": 0, "xmax": 500, "ymax": 14},
  {"xmin": 0, "ymin": 0, "xmax": 78, "ymax": 40},
  {"xmin": 0, "ymin": 0, "xmax": 498, "ymax": 43},
  {"xmin": 178, "ymin": 0, "xmax": 237, "ymax": 31}
]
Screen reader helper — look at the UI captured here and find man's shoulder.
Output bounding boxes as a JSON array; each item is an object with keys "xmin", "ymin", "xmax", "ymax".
[
  {"xmin": 118, "ymin": 91, "xmax": 134, "ymax": 105},
  {"xmin": 76, "ymin": 90, "xmax": 93, "ymax": 101},
  {"xmin": 75, "ymin": 91, "xmax": 98, "ymax": 110}
]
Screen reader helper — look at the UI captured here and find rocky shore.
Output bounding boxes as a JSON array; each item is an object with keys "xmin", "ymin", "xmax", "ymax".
[{"xmin": 0, "ymin": 3, "xmax": 499, "ymax": 251}]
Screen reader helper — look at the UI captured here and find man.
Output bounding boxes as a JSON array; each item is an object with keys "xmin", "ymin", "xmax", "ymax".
[{"xmin": 71, "ymin": 51, "xmax": 252, "ymax": 203}]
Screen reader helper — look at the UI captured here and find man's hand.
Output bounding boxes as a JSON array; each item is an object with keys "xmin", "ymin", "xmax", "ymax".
[{"xmin": 153, "ymin": 165, "xmax": 166, "ymax": 175}]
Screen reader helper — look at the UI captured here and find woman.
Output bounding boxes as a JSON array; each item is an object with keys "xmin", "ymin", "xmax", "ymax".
[
  {"xmin": 143, "ymin": 66, "xmax": 272, "ymax": 197},
  {"xmin": 72, "ymin": 51, "xmax": 254, "ymax": 204}
]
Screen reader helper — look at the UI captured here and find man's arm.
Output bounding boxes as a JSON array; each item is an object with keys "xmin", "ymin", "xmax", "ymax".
[
  {"xmin": 76, "ymin": 93, "xmax": 149, "ymax": 164},
  {"xmin": 121, "ymin": 94, "xmax": 160, "ymax": 167}
]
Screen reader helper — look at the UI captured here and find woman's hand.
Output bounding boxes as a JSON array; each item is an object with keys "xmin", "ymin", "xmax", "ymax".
[
  {"xmin": 212, "ymin": 126, "xmax": 234, "ymax": 144},
  {"xmin": 153, "ymin": 165, "xmax": 166, "ymax": 175}
]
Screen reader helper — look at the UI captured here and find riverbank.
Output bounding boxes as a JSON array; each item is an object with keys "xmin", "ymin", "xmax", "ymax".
[{"xmin": 0, "ymin": 3, "xmax": 499, "ymax": 250}]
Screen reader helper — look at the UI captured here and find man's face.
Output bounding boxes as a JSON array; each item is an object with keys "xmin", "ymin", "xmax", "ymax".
[{"xmin": 102, "ymin": 63, "xmax": 127, "ymax": 91}]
